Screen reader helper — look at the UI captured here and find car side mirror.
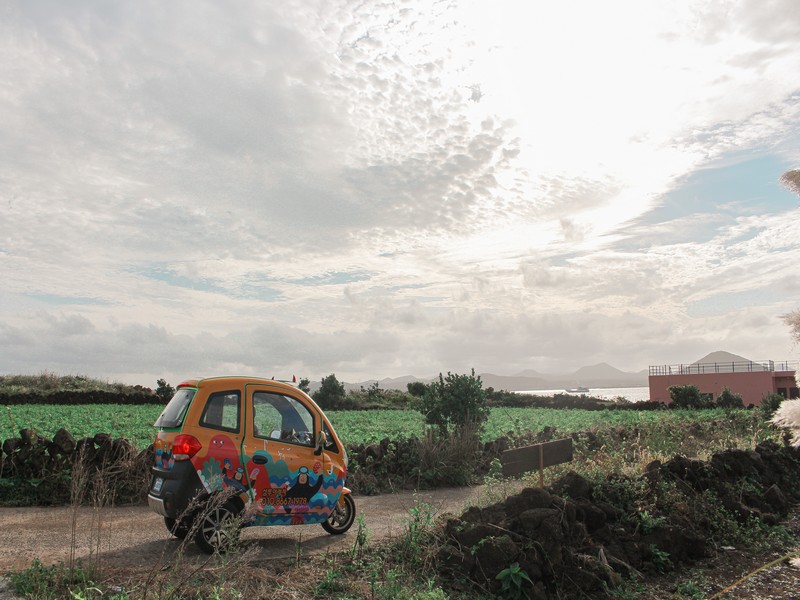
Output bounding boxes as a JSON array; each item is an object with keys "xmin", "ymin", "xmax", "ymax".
[{"xmin": 314, "ymin": 430, "xmax": 327, "ymax": 455}]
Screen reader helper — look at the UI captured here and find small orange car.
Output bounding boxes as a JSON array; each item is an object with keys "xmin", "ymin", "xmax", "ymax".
[{"xmin": 147, "ymin": 376, "xmax": 355, "ymax": 553}]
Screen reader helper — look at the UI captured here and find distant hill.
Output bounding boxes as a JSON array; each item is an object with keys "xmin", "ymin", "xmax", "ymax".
[
  {"xmin": 336, "ymin": 363, "xmax": 647, "ymax": 393},
  {"xmin": 693, "ymin": 351, "xmax": 753, "ymax": 364},
  {"xmin": 479, "ymin": 373, "xmax": 551, "ymax": 391},
  {"xmin": 560, "ymin": 363, "xmax": 648, "ymax": 388},
  {"xmin": 512, "ymin": 368, "xmax": 549, "ymax": 378},
  {"xmin": 304, "ymin": 352, "xmax": 776, "ymax": 394}
]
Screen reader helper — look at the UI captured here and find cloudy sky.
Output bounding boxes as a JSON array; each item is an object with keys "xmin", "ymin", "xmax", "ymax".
[{"xmin": 2, "ymin": 0, "xmax": 800, "ymax": 387}]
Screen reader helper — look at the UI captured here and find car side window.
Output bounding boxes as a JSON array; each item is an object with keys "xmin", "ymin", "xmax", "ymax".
[
  {"xmin": 322, "ymin": 421, "xmax": 338, "ymax": 452},
  {"xmin": 200, "ymin": 391, "xmax": 240, "ymax": 433},
  {"xmin": 253, "ymin": 392, "xmax": 315, "ymax": 447}
]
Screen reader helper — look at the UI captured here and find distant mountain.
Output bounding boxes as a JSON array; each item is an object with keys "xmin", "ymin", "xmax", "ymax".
[
  {"xmin": 512, "ymin": 368, "xmax": 548, "ymax": 378},
  {"xmin": 479, "ymin": 373, "xmax": 551, "ymax": 391},
  {"xmin": 570, "ymin": 362, "xmax": 632, "ymax": 380},
  {"xmin": 693, "ymin": 351, "xmax": 753, "ymax": 364},
  {"xmin": 341, "ymin": 363, "xmax": 647, "ymax": 393},
  {"xmin": 305, "ymin": 352, "xmax": 772, "ymax": 394},
  {"xmin": 557, "ymin": 362, "xmax": 648, "ymax": 388}
]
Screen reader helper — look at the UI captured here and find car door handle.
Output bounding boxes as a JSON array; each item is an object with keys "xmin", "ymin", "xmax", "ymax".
[{"xmin": 252, "ymin": 455, "xmax": 269, "ymax": 465}]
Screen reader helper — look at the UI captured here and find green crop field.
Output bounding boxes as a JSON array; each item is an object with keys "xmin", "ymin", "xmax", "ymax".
[{"xmin": 1, "ymin": 403, "xmax": 759, "ymax": 450}]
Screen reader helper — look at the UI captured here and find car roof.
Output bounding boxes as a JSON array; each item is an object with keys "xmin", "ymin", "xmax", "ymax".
[{"xmin": 176, "ymin": 376, "xmax": 298, "ymax": 390}]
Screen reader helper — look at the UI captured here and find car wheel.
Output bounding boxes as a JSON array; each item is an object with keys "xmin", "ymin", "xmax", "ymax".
[
  {"xmin": 321, "ymin": 493, "xmax": 356, "ymax": 535},
  {"xmin": 164, "ymin": 516, "xmax": 191, "ymax": 540},
  {"xmin": 194, "ymin": 499, "xmax": 241, "ymax": 554}
]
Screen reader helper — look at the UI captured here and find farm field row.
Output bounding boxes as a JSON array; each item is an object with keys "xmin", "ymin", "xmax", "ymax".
[{"xmin": 1, "ymin": 404, "xmax": 754, "ymax": 449}]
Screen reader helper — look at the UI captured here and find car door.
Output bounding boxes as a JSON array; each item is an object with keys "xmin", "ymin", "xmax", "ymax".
[{"xmin": 242, "ymin": 384, "xmax": 337, "ymax": 526}]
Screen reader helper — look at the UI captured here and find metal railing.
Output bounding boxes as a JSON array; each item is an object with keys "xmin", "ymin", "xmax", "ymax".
[{"xmin": 649, "ymin": 360, "xmax": 798, "ymax": 376}]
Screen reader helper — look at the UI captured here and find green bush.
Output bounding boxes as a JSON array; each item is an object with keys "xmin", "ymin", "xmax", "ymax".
[
  {"xmin": 760, "ymin": 392, "xmax": 785, "ymax": 419},
  {"xmin": 418, "ymin": 369, "xmax": 489, "ymax": 436},
  {"xmin": 669, "ymin": 385, "xmax": 713, "ymax": 409},
  {"xmin": 406, "ymin": 381, "xmax": 427, "ymax": 397},
  {"xmin": 715, "ymin": 387, "xmax": 744, "ymax": 409}
]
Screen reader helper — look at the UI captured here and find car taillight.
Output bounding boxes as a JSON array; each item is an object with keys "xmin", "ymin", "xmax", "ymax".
[{"xmin": 172, "ymin": 434, "xmax": 201, "ymax": 461}]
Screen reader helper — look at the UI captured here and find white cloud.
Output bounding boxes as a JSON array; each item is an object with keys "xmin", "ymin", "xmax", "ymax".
[{"xmin": 1, "ymin": 0, "xmax": 799, "ymax": 385}]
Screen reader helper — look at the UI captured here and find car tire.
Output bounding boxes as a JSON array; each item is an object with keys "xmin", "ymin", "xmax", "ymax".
[
  {"xmin": 321, "ymin": 493, "xmax": 356, "ymax": 535},
  {"xmin": 164, "ymin": 516, "xmax": 191, "ymax": 540},
  {"xmin": 194, "ymin": 498, "xmax": 241, "ymax": 554}
]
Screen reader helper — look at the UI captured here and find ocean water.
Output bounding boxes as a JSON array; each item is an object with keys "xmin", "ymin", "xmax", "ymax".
[{"xmin": 515, "ymin": 386, "xmax": 651, "ymax": 403}]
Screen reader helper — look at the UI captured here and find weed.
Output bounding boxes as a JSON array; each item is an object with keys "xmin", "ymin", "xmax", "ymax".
[
  {"xmin": 605, "ymin": 574, "xmax": 646, "ymax": 598},
  {"xmin": 648, "ymin": 544, "xmax": 673, "ymax": 573},
  {"xmin": 9, "ymin": 559, "xmax": 100, "ymax": 599},
  {"xmin": 496, "ymin": 562, "xmax": 533, "ymax": 599},
  {"xmin": 675, "ymin": 578, "xmax": 705, "ymax": 598},
  {"xmin": 638, "ymin": 509, "xmax": 666, "ymax": 535},
  {"xmin": 352, "ymin": 512, "xmax": 370, "ymax": 560}
]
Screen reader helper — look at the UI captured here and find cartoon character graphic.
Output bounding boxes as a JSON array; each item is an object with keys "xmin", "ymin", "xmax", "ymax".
[
  {"xmin": 224, "ymin": 467, "xmax": 248, "ymax": 492},
  {"xmin": 161, "ymin": 448, "xmax": 173, "ymax": 469},
  {"xmin": 283, "ymin": 466, "xmax": 323, "ymax": 513},
  {"xmin": 197, "ymin": 434, "xmax": 246, "ymax": 492}
]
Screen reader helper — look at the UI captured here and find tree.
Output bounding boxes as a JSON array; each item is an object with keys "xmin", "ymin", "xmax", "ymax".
[
  {"xmin": 155, "ymin": 378, "xmax": 174, "ymax": 401},
  {"xmin": 298, "ymin": 377, "xmax": 311, "ymax": 394},
  {"xmin": 779, "ymin": 169, "xmax": 799, "ymax": 383},
  {"xmin": 780, "ymin": 169, "xmax": 800, "ymax": 198},
  {"xmin": 783, "ymin": 310, "xmax": 800, "ymax": 345},
  {"xmin": 407, "ymin": 381, "xmax": 427, "ymax": 397},
  {"xmin": 313, "ymin": 374, "xmax": 346, "ymax": 410},
  {"xmin": 419, "ymin": 369, "xmax": 489, "ymax": 436}
]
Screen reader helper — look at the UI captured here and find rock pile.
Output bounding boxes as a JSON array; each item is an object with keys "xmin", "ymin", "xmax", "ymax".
[{"xmin": 437, "ymin": 440, "xmax": 800, "ymax": 599}]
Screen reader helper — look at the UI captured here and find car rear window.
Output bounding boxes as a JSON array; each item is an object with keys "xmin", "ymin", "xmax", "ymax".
[
  {"xmin": 200, "ymin": 391, "xmax": 241, "ymax": 433},
  {"xmin": 154, "ymin": 388, "xmax": 196, "ymax": 428}
]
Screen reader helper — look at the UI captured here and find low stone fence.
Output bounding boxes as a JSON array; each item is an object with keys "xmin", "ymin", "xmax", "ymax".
[
  {"xmin": 0, "ymin": 428, "xmax": 153, "ymax": 505},
  {"xmin": 0, "ymin": 390, "xmax": 164, "ymax": 405}
]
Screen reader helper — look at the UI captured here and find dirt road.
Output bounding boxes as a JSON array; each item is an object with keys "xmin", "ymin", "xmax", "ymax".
[{"xmin": 0, "ymin": 487, "xmax": 486, "ymax": 572}]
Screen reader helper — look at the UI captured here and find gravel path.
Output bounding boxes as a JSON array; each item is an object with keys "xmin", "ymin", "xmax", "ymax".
[{"xmin": 0, "ymin": 487, "xmax": 486, "ymax": 573}]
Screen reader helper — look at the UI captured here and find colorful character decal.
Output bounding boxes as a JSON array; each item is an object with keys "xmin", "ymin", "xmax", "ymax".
[
  {"xmin": 242, "ymin": 447, "xmax": 345, "ymax": 526},
  {"xmin": 283, "ymin": 466, "xmax": 323, "ymax": 513},
  {"xmin": 153, "ymin": 438, "xmax": 175, "ymax": 470},
  {"xmin": 194, "ymin": 434, "xmax": 245, "ymax": 494}
]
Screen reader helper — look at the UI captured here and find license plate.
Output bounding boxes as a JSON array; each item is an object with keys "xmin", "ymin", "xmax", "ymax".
[{"xmin": 152, "ymin": 477, "xmax": 164, "ymax": 493}]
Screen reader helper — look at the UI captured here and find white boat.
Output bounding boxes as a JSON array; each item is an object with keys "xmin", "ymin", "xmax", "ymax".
[{"xmin": 565, "ymin": 386, "xmax": 590, "ymax": 393}]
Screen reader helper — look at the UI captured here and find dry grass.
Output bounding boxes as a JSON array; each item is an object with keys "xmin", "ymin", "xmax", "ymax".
[{"xmin": 0, "ymin": 371, "xmax": 136, "ymax": 395}]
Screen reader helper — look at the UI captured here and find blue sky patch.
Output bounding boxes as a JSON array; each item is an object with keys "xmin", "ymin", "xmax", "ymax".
[
  {"xmin": 25, "ymin": 293, "xmax": 111, "ymax": 306},
  {"xmin": 686, "ymin": 286, "xmax": 782, "ymax": 318},
  {"xmin": 287, "ymin": 271, "xmax": 374, "ymax": 286}
]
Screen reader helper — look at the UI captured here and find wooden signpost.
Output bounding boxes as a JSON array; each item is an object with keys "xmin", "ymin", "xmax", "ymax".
[{"xmin": 500, "ymin": 438, "xmax": 573, "ymax": 487}]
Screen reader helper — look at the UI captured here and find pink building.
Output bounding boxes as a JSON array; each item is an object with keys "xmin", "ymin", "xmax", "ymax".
[{"xmin": 648, "ymin": 360, "xmax": 799, "ymax": 407}]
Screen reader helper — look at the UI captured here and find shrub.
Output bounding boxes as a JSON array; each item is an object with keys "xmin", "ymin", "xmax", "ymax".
[
  {"xmin": 418, "ymin": 369, "xmax": 489, "ymax": 436},
  {"xmin": 761, "ymin": 392, "xmax": 786, "ymax": 419},
  {"xmin": 716, "ymin": 387, "xmax": 744, "ymax": 409},
  {"xmin": 669, "ymin": 385, "xmax": 712, "ymax": 409}
]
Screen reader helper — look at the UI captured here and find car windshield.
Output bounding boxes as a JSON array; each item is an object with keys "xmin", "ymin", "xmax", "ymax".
[{"xmin": 153, "ymin": 388, "xmax": 196, "ymax": 428}]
